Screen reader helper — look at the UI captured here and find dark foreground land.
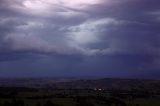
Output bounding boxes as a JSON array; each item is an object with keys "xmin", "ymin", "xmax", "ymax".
[{"xmin": 0, "ymin": 78, "xmax": 160, "ymax": 106}]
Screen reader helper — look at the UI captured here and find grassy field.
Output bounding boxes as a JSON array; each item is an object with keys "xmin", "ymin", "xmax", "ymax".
[{"xmin": 0, "ymin": 88, "xmax": 160, "ymax": 106}]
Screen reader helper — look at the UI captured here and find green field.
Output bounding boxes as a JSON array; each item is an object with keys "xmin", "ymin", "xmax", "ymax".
[{"xmin": 0, "ymin": 88, "xmax": 160, "ymax": 106}]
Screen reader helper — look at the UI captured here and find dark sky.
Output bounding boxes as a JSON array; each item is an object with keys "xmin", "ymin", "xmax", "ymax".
[{"xmin": 0, "ymin": 0, "xmax": 160, "ymax": 78}]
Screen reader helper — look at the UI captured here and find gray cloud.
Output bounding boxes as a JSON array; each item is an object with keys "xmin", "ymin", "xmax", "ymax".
[{"xmin": 0, "ymin": 0, "xmax": 160, "ymax": 78}]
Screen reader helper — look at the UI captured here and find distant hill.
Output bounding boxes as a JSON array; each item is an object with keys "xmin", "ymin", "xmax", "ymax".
[
  {"xmin": 0, "ymin": 78, "xmax": 160, "ymax": 92},
  {"xmin": 52, "ymin": 78, "xmax": 160, "ymax": 91}
]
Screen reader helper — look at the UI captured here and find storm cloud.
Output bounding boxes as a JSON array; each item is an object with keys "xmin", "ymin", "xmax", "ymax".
[{"xmin": 0, "ymin": 0, "xmax": 160, "ymax": 78}]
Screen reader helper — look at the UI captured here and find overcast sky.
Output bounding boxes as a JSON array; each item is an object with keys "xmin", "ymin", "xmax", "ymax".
[{"xmin": 0, "ymin": 0, "xmax": 160, "ymax": 78}]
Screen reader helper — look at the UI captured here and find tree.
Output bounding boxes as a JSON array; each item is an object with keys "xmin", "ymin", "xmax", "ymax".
[
  {"xmin": 3, "ymin": 101, "xmax": 11, "ymax": 106},
  {"xmin": 11, "ymin": 99, "xmax": 24, "ymax": 106},
  {"xmin": 44, "ymin": 100, "xmax": 57, "ymax": 106},
  {"xmin": 36, "ymin": 102, "xmax": 42, "ymax": 106}
]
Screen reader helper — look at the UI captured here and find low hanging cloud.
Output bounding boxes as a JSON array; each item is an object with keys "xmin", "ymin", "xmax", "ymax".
[
  {"xmin": 2, "ymin": 34, "xmax": 55, "ymax": 53},
  {"xmin": 0, "ymin": 1, "xmax": 128, "ymax": 56},
  {"xmin": 0, "ymin": 0, "xmax": 160, "ymax": 78},
  {"xmin": 0, "ymin": 0, "xmax": 160, "ymax": 56}
]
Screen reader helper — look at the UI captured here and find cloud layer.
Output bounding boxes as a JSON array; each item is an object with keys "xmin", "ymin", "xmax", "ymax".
[{"xmin": 0, "ymin": 0, "xmax": 160, "ymax": 78}]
